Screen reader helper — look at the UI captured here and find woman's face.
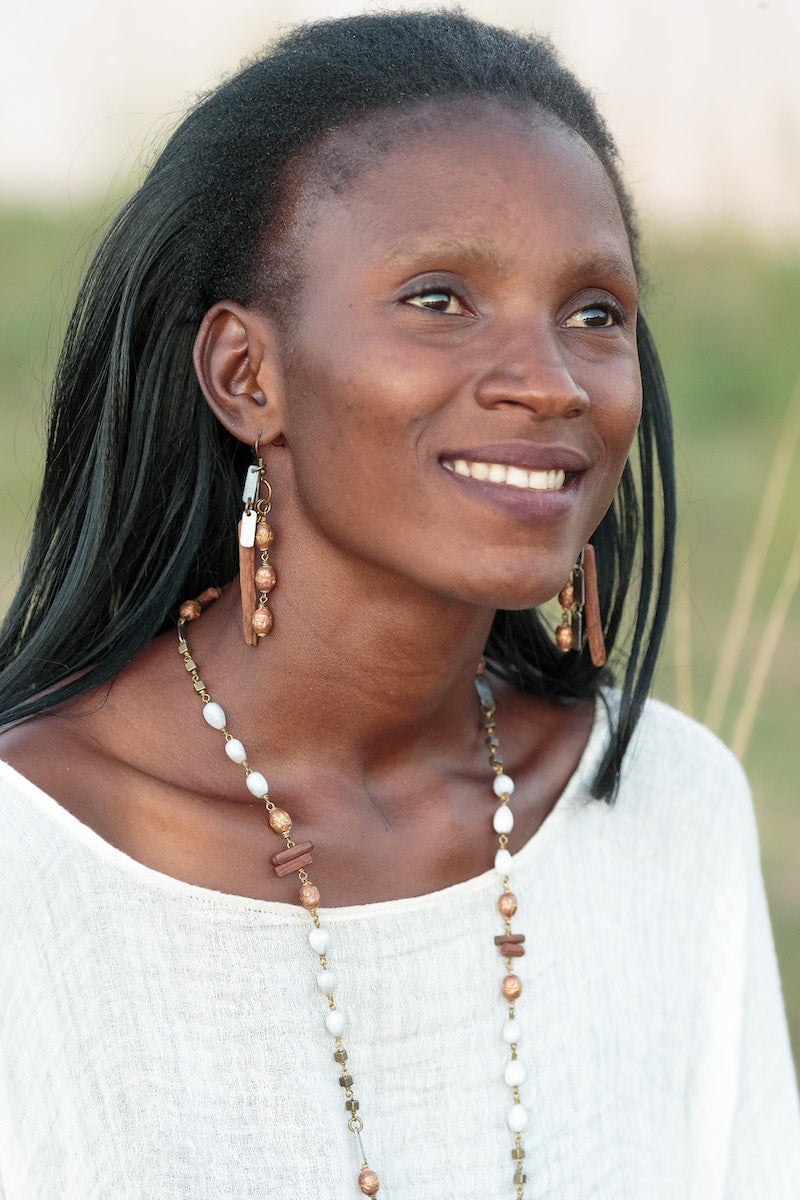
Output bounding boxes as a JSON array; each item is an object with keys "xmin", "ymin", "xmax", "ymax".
[{"xmin": 267, "ymin": 100, "xmax": 642, "ymax": 612}]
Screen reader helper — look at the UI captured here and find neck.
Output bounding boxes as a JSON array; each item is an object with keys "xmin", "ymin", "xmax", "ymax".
[{"xmin": 186, "ymin": 570, "xmax": 497, "ymax": 779}]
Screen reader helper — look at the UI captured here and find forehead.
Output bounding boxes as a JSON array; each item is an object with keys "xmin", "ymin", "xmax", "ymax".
[{"xmin": 284, "ymin": 99, "xmax": 634, "ymax": 281}]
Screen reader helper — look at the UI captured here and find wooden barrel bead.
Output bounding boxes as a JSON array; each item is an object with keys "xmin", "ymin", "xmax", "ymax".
[
  {"xmin": 255, "ymin": 563, "xmax": 277, "ymax": 592},
  {"xmin": 271, "ymin": 842, "xmax": 314, "ymax": 877},
  {"xmin": 255, "ymin": 521, "xmax": 274, "ymax": 549},
  {"xmin": 500, "ymin": 942, "xmax": 525, "ymax": 958},
  {"xmin": 555, "ymin": 623, "xmax": 573, "ymax": 651},
  {"xmin": 196, "ymin": 586, "xmax": 221, "ymax": 607},
  {"xmin": 358, "ymin": 1167, "xmax": 380, "ymax": 1195},
  {"xmin": 498, "ymin": 892, "xmax": 518, "ymax": 919},
  {"xmin": 299, "ymin": 882, "xmax": 320, "ymax": 910},
  {"xmin": 494, "ymin": 933, "xmax": 525, "ymax": 945},
  {"xmin": 268, "ymin": 808, "xmax": 292, "ymax": 835},
  {"xmin": 502, "ymin": 973, "xmax": 523, "ymax": 1001},
  {"xmin": 252, "ymin": 607, "xmax": 273, "ymax": 636}
]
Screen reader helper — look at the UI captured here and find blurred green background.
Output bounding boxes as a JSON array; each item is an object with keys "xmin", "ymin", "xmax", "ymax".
[{"xmin": 1, "ymin": 202, "xmax": 799, "ymax": 1076}]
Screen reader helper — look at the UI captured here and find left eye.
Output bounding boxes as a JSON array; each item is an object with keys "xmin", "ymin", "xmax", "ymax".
[
  {"xmin": 565, "ymin": 303, "xmax": 622, "ymax": 328},
  {"xmin": 405, "ymin": 290, "xmax": 466, "ymax": 315}
]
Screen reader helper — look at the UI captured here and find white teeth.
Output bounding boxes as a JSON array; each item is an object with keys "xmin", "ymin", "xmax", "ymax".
[
  {"xmin": 444, "ymin": 460, "xmax": 567, "ymax": 491},
  {"xmin": 505, "ymin": 466, "xmax": 529, "ymax": 488}
]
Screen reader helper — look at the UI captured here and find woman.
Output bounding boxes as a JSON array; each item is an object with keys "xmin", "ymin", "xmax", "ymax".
[{"xmin": 0, "ymin": 11, "xmax": 798, "ymax": 1198}]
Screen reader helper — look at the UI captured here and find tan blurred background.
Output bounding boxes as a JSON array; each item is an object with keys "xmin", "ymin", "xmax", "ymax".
[{"xmin": 2, "ymin": 0, "xmax": 799, "ymax": 1065}]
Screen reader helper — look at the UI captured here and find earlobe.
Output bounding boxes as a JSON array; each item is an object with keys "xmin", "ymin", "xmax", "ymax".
[{"xmin": 192, "ymin": 301, "xmax": 285, "ymax": 445}]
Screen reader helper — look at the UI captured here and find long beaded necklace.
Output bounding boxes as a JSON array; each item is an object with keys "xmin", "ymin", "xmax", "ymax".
[{"xmin": 177, "ymin": 605, "xmax": 529, "ymax": 1197}]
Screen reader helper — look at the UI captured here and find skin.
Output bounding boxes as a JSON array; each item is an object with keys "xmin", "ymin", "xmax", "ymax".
[{"xmin": 0, "ymin": 101, "xmax": 642, "ymax": 905}]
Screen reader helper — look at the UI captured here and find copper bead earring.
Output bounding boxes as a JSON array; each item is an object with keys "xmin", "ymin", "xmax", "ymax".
[
  {"xmin": 238, "ymin": 442, "xmax": 277, "ymax": 645},
  {"xmin": 556, "ymin": 544, "xmax": 606, "ymax": 668}
]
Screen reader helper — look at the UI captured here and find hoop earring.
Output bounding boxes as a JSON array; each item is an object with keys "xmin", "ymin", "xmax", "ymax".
[
  {"xmin": 239, "ymin": 442, "xmax": 276, "ymax": 645},
  {"xmin": 555, "ymin": 545, "xmax": 606, "ymax": 668}
]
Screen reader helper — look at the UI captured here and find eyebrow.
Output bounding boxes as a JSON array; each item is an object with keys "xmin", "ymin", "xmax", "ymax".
[
  {"xmin": 381, "ymin": 237, "xmax": 638, "ymax": 290},
  {"xmin": 381, "ymin": 236, "xmax": 516, "ymax": 278}
]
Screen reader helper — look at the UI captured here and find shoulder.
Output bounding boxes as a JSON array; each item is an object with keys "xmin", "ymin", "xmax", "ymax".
[
  {"xmin": 0, "ymin": 755, "xmax": 62, "ymax": 866},
  {"xmin": 599, "ymin": 693, "xmax": 756, "ymax": 866},
  {"xmin": 621, "ymin": 695, "xmax": 749, "ymax": 798}
]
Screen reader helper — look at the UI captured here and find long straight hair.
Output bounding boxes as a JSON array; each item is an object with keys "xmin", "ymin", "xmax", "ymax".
[{"xmin": 0, "ymin": 11, "xmax": 675, "ymax": 799}]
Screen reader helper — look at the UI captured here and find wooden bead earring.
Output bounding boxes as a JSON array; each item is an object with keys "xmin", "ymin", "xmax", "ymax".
[
  {"xmin": 239, "ymin": 441, "xmax": 276, "ymax": 645},
  {"xmin": 555, "ymin": 545, "xmax": 606, "ymax": 668}
]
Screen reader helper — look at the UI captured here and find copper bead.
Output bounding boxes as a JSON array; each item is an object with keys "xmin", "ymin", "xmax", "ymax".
[
  {"xmin": 502, "ymin": 973, "xmax": 523, "ymax": 1001},
  {"xmin": 299, "ymin": 882, "xmax": 320, "ymax": 910},
  {"xmin": 358, "ymin": 1167, "xmax": 380, "ymax": 1195},
  {"xmin": 268, "ymin": 808, "xmax": 292, "ymax": 835},
  {"xmin": 252, "ymin": 607, "xmax": 273, "ymax": 636},
  {"xmin": 498, "ymin": 892, "xmax": 518, "ymax": 919},
  {"xmin": 179, "ymin": 599, "xmax": 202, "ymax": 621},
  {"xmin": 555, "ymin": 623, "xmax": 573, "ymax": 651},
  {"xmin": 254, "ymin": 563, "xmax": 277, "ymax": 592},
  {"xmin": 558, "ymin": 580, "xmax": 574, "ymax": 609},
  {"xmin": 255, "ymin": 521, "xmax": 274, "ymax": 549}
]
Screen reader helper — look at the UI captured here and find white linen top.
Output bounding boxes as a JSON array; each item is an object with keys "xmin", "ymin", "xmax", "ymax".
[{"xmin": 1, "ymin": 697, "xmax": 799, "ymax": 1200}]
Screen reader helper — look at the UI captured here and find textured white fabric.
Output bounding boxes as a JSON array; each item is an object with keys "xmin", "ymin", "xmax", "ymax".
[{"xmin": 1, "ymin": 697, "xmax": 799, "ymax": 1199}]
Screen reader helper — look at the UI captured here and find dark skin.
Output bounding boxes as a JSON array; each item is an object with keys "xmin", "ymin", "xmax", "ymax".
[{"xmin": 0, "ymin": 103, "xmax": 641, "ymax": 905}]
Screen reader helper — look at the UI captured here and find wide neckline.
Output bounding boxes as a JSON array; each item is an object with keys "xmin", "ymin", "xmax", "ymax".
[{"xmin": 0, "ymin": 697, "xmax": 608, "ymax": 920}]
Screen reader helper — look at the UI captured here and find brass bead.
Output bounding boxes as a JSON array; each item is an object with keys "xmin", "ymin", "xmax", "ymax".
[
  {"xmin": 498, "ymin": 892, "xmax": 518, "ymax": 919},
  {"xmin": 252, "ymin": 607, "xmax": 273, "ymax": 636},
  {"xmin": 334, "ymin": 1049, "xmax": 348, "ymax": 1064},
  {"xmin": 345, "ymin": 1098, "xmax": 359, "ymax": 1113},
  {"xmin": 179, "ymin": 599, "xmax": 202, "ymax": 621},
  {"xmin": 268, "ymin": 808, "xmax": 292, "ymax": 835},
  {"xmin": 502, "ymin": 973, "xmax": 523, "ymax": 1001},
  {"xmin": 338, "ymin": 1072, "xmax": 353, "ymax": 1088},
  {"xmin": 255, "ymin": 563, "xmax": 276, "ymax": 592},
  {"xmin": 255, "ymin": 521, "xmax": 274, "ymax": 549},
  {"xmin": 555, "ymin": 623, "xmax": 573, "ymax": 651},
  {"xmin": 358, "ymin": 1167, "xmax": 380, "ymax": 1195},
  {"xmin": 299, "ymin": 882, "xmax": 320, "ymax": 910},
  {"xmin": 558, "ymin": 580, "xmax": 574, "ymax": 609}
]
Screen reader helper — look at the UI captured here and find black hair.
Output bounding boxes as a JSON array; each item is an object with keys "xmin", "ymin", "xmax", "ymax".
[{"xmin": 0, "ymin": 9, "xmax": 674, "ymax": 799}]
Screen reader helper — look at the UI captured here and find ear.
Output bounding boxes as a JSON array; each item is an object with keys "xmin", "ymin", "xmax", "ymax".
[{"xmin": 193, "ymin": 301, "xmax": 286, "ymax": 446}]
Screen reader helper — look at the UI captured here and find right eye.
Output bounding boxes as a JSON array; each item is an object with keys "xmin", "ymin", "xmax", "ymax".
[{"xmin": 404, "ymin": 289, "xmax": 469, "ymax": 315}]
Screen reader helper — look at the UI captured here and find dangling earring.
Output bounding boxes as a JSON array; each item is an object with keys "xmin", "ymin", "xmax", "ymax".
[
  {"xmin": 239, "ymin": 442, "xmax": 276, "ymax": 645},
  {"xmin": 555, "ymin": 544, "xmax": 606, "ymax": 668}
]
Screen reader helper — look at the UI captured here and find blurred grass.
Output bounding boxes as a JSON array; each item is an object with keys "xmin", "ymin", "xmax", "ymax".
[
  {"xmin": 1, "ymin": 205, "xmax": 798, "ymax": 1070},
  {"xmin": 645, "ymin": 232, "xmax": 800, "ymax": 1072}
]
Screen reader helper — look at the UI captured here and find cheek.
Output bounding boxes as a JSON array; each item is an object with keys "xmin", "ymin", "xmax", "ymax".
[{"xmin": 602, "ymin": 358, "xmax": 643, "ymax": 462}]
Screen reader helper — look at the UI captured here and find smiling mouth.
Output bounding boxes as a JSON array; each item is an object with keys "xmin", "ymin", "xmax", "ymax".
[{"xmin": 442, "ymin": 459, "xmax": 569, "ymax": 491}]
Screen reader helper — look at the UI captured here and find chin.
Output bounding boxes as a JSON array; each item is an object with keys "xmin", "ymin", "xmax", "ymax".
[{"xmin": 452, "ymin": 574, "xmax": 570, "ymax": 613}]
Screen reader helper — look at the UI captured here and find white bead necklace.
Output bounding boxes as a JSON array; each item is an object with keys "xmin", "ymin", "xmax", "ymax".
[{"xmin": 177, "ymin": 609, "xmax": 529, "ymax": 1197}]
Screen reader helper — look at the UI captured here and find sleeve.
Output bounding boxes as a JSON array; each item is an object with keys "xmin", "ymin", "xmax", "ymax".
[{"xmin": 722, "ymin": 794, "xmax": 800, "ymax": 1197}]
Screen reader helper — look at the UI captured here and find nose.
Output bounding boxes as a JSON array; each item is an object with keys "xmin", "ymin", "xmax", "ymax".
[{"xmin": 474, "ymin": 324, "xmax": 589, "ymax": 419}]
